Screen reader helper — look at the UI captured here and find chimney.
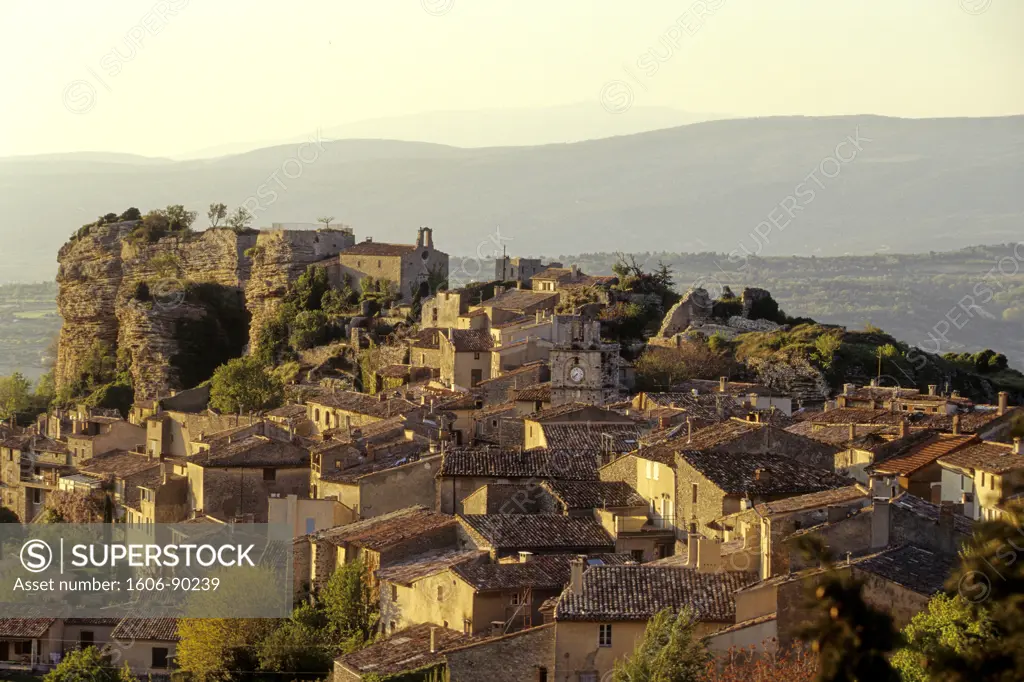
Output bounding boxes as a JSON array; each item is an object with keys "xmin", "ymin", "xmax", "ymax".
[
  {"xmin": 1014, "ymin": 438, "xmax": 1021, "ymax": 455},
  {"xmin": 536, "ymin": 310, "xmax": 541, "ymax": 324},
  {"xmin": 951, "ymin": 390, "xmax": 961, "ymax": 399},
  {"xmin": 570, "ymin": 556, "xmax": 585, "ymax": 593},
  {"xmin": 843, "ymin": 383, "xmax": 855, "ymax": 396},
  {"xmin": 696, "ymin": 537, "xmax": 722, "ymax": 574},
  {"xmin": 928, "ymin": 384, "xmax": 937, "ymax": 396},
  {"xmin": 754, "ymin": 468, "xmax": 769, "ymax": 485},
  {"xmin": 871, "ymin": 498, "xmax": 890, "ymax": 549},
  {"xmin": 686, "ymin": 417, "xmax": 693, "ymax": 444},
  {"xmin": 849, "ymin": 423, "xmax": 856, "ymax": 441},
  {"xmin": 658, "ymin": 415, "xmax": 668, "ymax": 430},
  {"xmin": 519, "ymin": 551, "xmax": 533, "ymax": 563},
  {"xmin": 870, "ymin": 378, "xmax": 878, "ymax": 388},
  {"xmin": 719, "ymin": 376, "xmax": 728, "ymax": 393},
  {"xmin": 952, "ymin": 414, "xmax": 961, "ymax": 436},
  {"xmin": 899, "ymin": 419, "xmax": 908, "ymax": 438},
  {"xmin": 998, "ymin": 391, "xmax": 1009, "ymax": 417},
  {"xmin": 429, "ymin": 626, "xmax": 437, "ymax": 654},
  {"xmin": 685, "ymin": 532, "xmax": 700, "ymax": 568},
  {"xmin": 869, "ymin": 399, "xmax": 877, "ymax": 410}
]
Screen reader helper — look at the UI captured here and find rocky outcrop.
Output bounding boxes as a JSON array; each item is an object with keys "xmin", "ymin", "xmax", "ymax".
[
  {"xmin": 657, "ymin": 287, "xmax": 713, "ymax": 337},
  {"xmin": 56, "ymin": 226, "xmax": 346, "ymax": 402}
]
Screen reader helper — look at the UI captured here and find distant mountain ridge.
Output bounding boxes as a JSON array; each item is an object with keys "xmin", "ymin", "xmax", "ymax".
[{"xmin": 1, "ymin": 114, "xmax": 1022, "ymax": 283}]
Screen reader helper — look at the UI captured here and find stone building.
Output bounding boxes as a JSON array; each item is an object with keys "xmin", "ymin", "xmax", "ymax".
[
  {"xmin": 548, "ymin": 316, "xmax": 627, "ymax": 406},
  {"xmin": 0, "ymin": 434, "xmax": 75, "ymax": 521},
  {"xmin": 334, "ymin": 227, "xmax": 448, "ymax": 303},
  {"xmin": 937, "ymin": 438, "xmax": 1024, "ymax": 520},
  {"xmin": 494, "ymin": 256, "xmax": 558, "ymax": 285}
]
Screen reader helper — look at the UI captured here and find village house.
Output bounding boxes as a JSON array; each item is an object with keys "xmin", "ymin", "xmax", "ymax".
[
  {"xmin": 269, "ymin": 493, "xmax": 353, "ymax": 536},
  {"xmin": 123, "ymin": 468, "xmax": 189, "ymax": 529},
  {"xmin": 0, "ymin": 434, "xmax": 74, "ymax": 521},
  {"xmin": 436, "ymin": 447, "xmax": 599, "ymax": 515},
  {"xmin": 528, "ymin": 265, "xmax": 614, "ymax": 293},
  {"xmin": 833, "ymin": 382, "xmax": 972, "ymax": 414},
  {"xmin": 334, "ymin": 623, "xmax": 471, "ymax": 682},
  {"xmin": 938, "ymin": 438, "xmax": 1024, "ymax": 520},
  {"xmin": 469, "ymin": 288, "xmax": 560, "ymax": 327},
  {"xmin": 552, "ymin": 556, "xmax": 758, "ymax": 681},
  {"xmin": 522, "ymin": 403, "xmax": 635, "ymax": 451},
  {"xmin": 109, "ymin": 618, "xmax": 180, "ymax": 677},
  {"xmin": 472, "ymin": 401, "xmax": 523, "ymax": 446},
  {"xmin": 303, "ymin": 506, "xmax": 459, "ymax": 593},
  {"xmin": 184, "ymin": 434, "xmax": 310, "ymax": 522},
  {"xmin": 511, "ymin": 382, "xmax": 553, "ymax": 415},
  {"xmin": 145, "ymin": 410, "xmax": 261, "ymax": 458},
  {"xmin": 443, "ymin": 623, "xmax": 556, "ymax": 682},
  {"xmin": 305, "ymin": 390, "xmax": 421, "ymax": 434},
  {"xmin": 457, "ymin": 514, "xmax": 617, "ymax": 560},
  {"xmin": 77, "ymin": 448, "xmax": 162, "ymax": 519},
  {"xmin": 333, "ymin": 227, "xmax": 449, "ymax": 303},
  {"xmin": 65, "ymin": 415, "xmax": 145, "ymax": 460},
  {"xmin": 439, "ymin": 328, "xmax": 495, "ymax": 389},
  {"xmin": 381, "ymin": 552, "xmax": 630, "ymax": 637},
  {"xmin": 494, "ymin": 256, "xmax": 559, "ymax": 285},
  {"xmin": 670, "ymin": 377, "xmax": 793, "ymax": 417},
  {"xmin": 866, "ymin": 432, "xmax": 978, "ymax": 500}
]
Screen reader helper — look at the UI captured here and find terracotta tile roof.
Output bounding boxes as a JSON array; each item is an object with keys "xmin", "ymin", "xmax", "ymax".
[
  {"xmin": 476, "ymin": 289, "xmax": 559, "ymax": 311},
  {"xmin": 710, "ymin": 613, "xmax": 778, "ymax": 636},
  {"xmin": 785, "ymin": 421, "xmax": 896, "ymax": 445},
  {"xmin": 513, "ymin": 382, "xmax": 551, "ymax": 402},
  {"xmin": 307, "ymin": 390, "xmax": 420, "ymax": 419},
  {"xmin": 538, "ymin": 423, "xmax": 642, "ymax": 453},
  {"xmin": 555, "ymin": 565, "xmax": 758, "ymax": 622},
  {"xmin": 917, "ymin": 409, "xmax": 1022, "ymax": 434},
  {"xmin": 473, "ymin": 401, "xmax": 518, "ymax": 420},
  {"xmin": 0, "ymin": 618, "xmax": 56, "ymax": 637},
  {"xmin": 337, "ymin": 623, "xmax": 472, "ymax": 677},
  {"xmin": 342, "ymin": 240, "xmax": 416, "ymax": 257},
  {"xmin": 316, "ymin": 506, "xmax": 456, "ymax": 551},
  {"xmin": 679, "ymin": 451, "xmax": 851, "ymax": 496},
  {"xmin": 190, "ymin": 435, "xmax": 310, "ymax": 468},
  {"xmin": 869, "ymin": 434, "xmax": 977, "ymax": 476},
  {"xmin": 460, "ymin": 514, "xmax": 615, "ymax": 552},
  {"xmin": 79, "ymin": 449, "xmax": 161, "ymax": 478},
  {"xmin": 530, "ymin": 267, "xmax": 576, "ymax": 282},
  {"xmin": 439, "ymin": 447, "xmax": 598, "ymax": 480},
  {"xmin": 266, "ymin": 404, "xmax": 308, "ymax": 419},
  {"xmin": 316, "ymin": 444, "xmax": 436, "ymax": 483},
  {"xmin": 409, "ymin": 327, "xmax": 442, "ymax": 349},
  {"xmin": 542, "ymin": 480, "xmax": 646, "ymax": 510},
  {"xmin": 890, "ymin": 492, "xmax": 975, "ymax": 535},
  {"xmin": 1, "ymin": 434, "xmax": 68, "ymax": 454},
  {"xmin": 754, "ymin": 484, "xmax": 869, "ymax": 516},
  {"xmin": 490, "ymin": 314, "xmax": 533, "ymax": 329},
  {"xmin": 376, "ymin": 549, "xmax": 488, "ymax": 585},
  {"xmin": 453, "ymin": 553, "xmax": 631, "ymax": 591},
  {"xmin": 443, "ymin": 328, "xmax": 494, "ymax": 352},
  {"xmin": 111, "ymin": 618, "xmax": 180, "ymax": 641},
  {"xmin": 852, "ymin": 544, "xmax": 957, "ymax": 596},
  {"xmin": 475, "ymin": 361, "xmax": 547, "ymax": 384},
  {"xmin": 939, "ymin": 441, "xmax": 1024, "ymax": 474},
  {"xmin": 528, "ymin": 402, "xmax": 630, "ymax": 424},
  {"xmin": 671, "ymin": 379, "xmax": 777, "ymax": 398},
  {"xmin": 805, "ymin": 408, "xmax": 911, "ymax": 426}
]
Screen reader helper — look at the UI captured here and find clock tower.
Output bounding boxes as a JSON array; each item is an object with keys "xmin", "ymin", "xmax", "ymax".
[{"xmin": 549, "ymin": 315, "xmax": 625, "ymax": 406}]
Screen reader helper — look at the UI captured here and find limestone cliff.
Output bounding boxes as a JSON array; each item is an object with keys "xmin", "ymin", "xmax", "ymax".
[{"xmin": 56, "ymin": 224, "xmax": 343, "ymax": 402}]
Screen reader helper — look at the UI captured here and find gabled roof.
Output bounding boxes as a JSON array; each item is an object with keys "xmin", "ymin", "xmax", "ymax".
[
  {"xmin": 938, "ymin": 441, "xmax": 1024, "ymax": 474},
  {"xmin": 307, "ymin": 390, "xmax": 419, "ymax": 419},
  {"xmin": 315, "ymin": 506, "xmax": 456, "ymax": 551},
  {"xmin": 189, "ymin": 435, "xmax": 310, "ymax": 468},
  {"xmin": 890, "ymin": 492, "xmax": 975, "ymax": 535},
  {"xmin": 336, "ymin": 623, "xmax": 471, "ymax": 677},
  {"xmin": 460, "ymin": 514, "xmax": 615, "ymax": 551},
  {"xmin": 443, "ymin": 328, "xmax": 494, "ymax": 352},
  {"xmin": 869, "ymin": 434, "xmax": 977, "ymax": 476},
  {"xmin": 111, "ymin": 618, "xmax": 180, "ymax": 641},
  {"xmin": 79, "ymin": 449, "xmax": 161, "ymax": 478},
  {"xmin": 452, "ymin": 553, "xmax": 631, "ymax": 591},
  {"xmin": 438, "ymin": 447, "xmax": 598, "ymax": 480},
  {"xmin": 678, "ymin": 451, "xmax": 851, "ymax": 496},
  {"xmin": 852, "ymin": 544, "xmax": 957, "ymax": 596},
  {"xmin": 0, "ymin": 617, "xmax": 56, "ymax": 637},
  {"xmin": 475, "ymin": 288, "xmax": 559, "ymax": 311},
  {"xmin": 528, "ymin": 402, "xmax": 631, "ymax": 424},
  {"xmin": 542, "ymin": 480, "xmax": 646, "ymax": 510},
  {"xmin": 513, "ymin": 382, "xmax": 551, "ymax": 402},
  {"xmin": 538, "ymin": 423, "xmax": 642, "ymax": 453},
  {"xmin": 375, "ymin": 549, "xmax": 488, "ymax": 586},
  {"xmin": 555, "ymin": 565, "xmax": 758, "ymax": 622},
  {"xmin": 754, "ymin": 484, "xmax": 869, "ymax": 516}
]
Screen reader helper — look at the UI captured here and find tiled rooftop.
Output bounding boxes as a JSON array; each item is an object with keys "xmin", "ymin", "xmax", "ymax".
[
  {"xmin": 439, "ymin": 447, "xmax": 597, "ymax": 480},
  {"xmin": 539, "ymin": 423, "xmax": 642, "ymax": 453},
  {"xmin": 476, "ymin": 288, "xmax": 559, "ymax": 311},
  {"xmin": 754, "ymin": 484, "xmax": 869, "ymax": 516},
  {"xmin": 453, "ymin": 553, "xmax": 631, "ymax": 591},
  {"xmin": 679, "ymin": 450, "xmax": 851, "ymax": 496},
  {"xmin": 336, "ymin": 623, "xmax": 472, "ymax": 677},
  {"xmin": 79, "ymin": 449, "xmax": 161, "ymax": 478},
  {"xmin": 376, "ymin": 549, "xmax": 488, "ymax": 586},
  {"xmin": 316, "ymin": 506, "xmax": 456, "ymax": 551},
  {"xmin": 556, "ymin": 565, "xmax": 758, "ymax": 622},
  {"xmin": 342, "ymin": 240, "xmax": 416, "ymax": 257},
  {"xmin": 111, "ymin": 618, "xmax": 180, "ymax": 641},
  {"xmin": 307, "ymin": 390, "xmax": 419, "ymax": 419},
  {"xmin": 444, "ymin": 328, "xmax": 495, "ymax": 352},
  {"xmin": 869, "ymin": 434, "xmax": 977, "ymax": 476},
  {"xmin": 190, "ymin": 435, "xmax": 310, "ymax": 468},
  {"xmin": 939, "ymin": 441, "xmax": 1024, "ymax": 474},
  {"xmin": 460, "ymin": 514, "xmax": 615, "ymax": 551},
  {"xmin": 852, "ymin": 544, "xmax": 957, "ymax": 596},
  {"xmin": 542, "ymin": 480, "xmax": 646, "ymax": 510}
]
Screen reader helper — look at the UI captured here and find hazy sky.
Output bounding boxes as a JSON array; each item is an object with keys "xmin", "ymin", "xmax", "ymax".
[{"xmin": 1, "ymin": 0, "xmax": 1021, "ymax": 158}]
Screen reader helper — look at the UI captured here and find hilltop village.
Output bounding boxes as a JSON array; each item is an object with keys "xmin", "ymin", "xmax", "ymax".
[{"xmin": 2, "ymin": 215, "xmax": 1024, "ymax": 681}]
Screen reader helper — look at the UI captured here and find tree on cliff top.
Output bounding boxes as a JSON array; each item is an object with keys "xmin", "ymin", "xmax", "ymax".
[
  {"xmin": 209, "ymin": 356, "xmax": 283, "ymax": 414},
  {"xmin": 226, "ymin": 207, "xmax": 253, "ymax": 231},
  {"xmin": 208, "ymin": 202, "xmax": 228, "ymax": 228}
]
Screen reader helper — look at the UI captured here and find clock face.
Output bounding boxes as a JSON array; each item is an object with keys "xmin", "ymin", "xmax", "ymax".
[{"xmin": 569, "ymin": 366, "xmax": 585, "ymax": 383}]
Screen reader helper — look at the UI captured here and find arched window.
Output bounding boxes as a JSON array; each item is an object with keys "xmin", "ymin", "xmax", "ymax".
[{"xmin": 315, "ymin": 408, "xmax": 320, "ymax": 422}]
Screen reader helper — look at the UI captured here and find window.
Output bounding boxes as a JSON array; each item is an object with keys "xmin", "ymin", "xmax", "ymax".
[
  {"xmin": 538, "ymin": 668, "xmax": 548, "ymax": 682},
  {"xmin": 631, "ymin": 549, "xmax": 644, "ymax": 563},
  {"xmin": 357, "ymin": 260, "xmax": 362, "ymax": 267},
  {"xmin": 437, "ymin": 586, "xmax": 445, "ymax": 601},
  {"xmin": 377, "ymin": 260, "xmax": 382, "ymax": 268},
  {"xmin": 598, "ymin": 623, "xmax": 612, "ymax": 647},
  {"xmin": 305, "ymin": 518, "xmax": 316, "ymax": 534},
  {"xmin": 315, "ymin": 408, "xmax": 321, "ymax": 422},
  {"xmin": 326, "ymin": 412, "xmax": 332, "ymax": 427},
  {"xmin": 152, "ymin": 647, "xmax": 169, "ymax": 669},
  {"xmin": 510, "ymin": 592, "xmax": 522, "ymax": 605},
  {"xmin": 474, "ymin": 352, "xmax": 481, "ymax": 360},
  {"xmin": 80, "ymin": 631, "xmax": 94, "ymax": 648},
  {"xmin": 391, "ymin": 584, "xmax": 398, "ymax": 600},
  {"xmin": 471, "ymin": 369, "xmax": 483, "ymax": 387},
  {"xmin": 653, "ymin": 463, "xmax": 659, "ymax": 481},
  {"xmin": 263, "ymin": 468, "xmax": 276, "ymax": 481},
  {"xmin": 334, "ymin": 459, "xmax": 341, "ymax": 469},
  {"xmin": 578, "ymin": 674, "xmax": 597, "ymax": 682},
  {"xmin": 692, "ymin": 483, "xmax": 698, "ymax": 504},
  {"xmin": 14, "ymin": 641, "xmax": 32, "ymax": 655},
  {"xmin": 33, "ymin": 489, "xmax": 41, "ymax": 504},
  {"xmin": 646, "ymin": 461, "xmax": 652, "ymax": 479}
]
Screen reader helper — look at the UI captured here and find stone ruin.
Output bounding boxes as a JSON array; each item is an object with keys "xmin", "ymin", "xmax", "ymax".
[{"xmin": 653, "ymin": 286, "xmax": 783, "ymax": 345}]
